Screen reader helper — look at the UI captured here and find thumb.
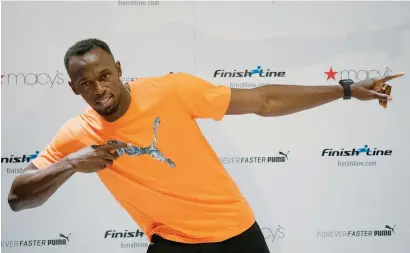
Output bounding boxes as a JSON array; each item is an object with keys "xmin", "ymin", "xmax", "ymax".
[{"xmin": 371, "ymin": 90, "xmax": 392, "ymax": 101}]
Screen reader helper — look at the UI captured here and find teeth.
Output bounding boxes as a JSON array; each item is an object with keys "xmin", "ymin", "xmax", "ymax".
[{"xmin": 100, "ymin": 96, "xmax": 111, "ymax": 103}]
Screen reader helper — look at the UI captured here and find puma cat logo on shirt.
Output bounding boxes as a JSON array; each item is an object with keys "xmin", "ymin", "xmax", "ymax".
[{"xmin": 109, "ymin": 117, "xmax": 176, "ymax": 168}]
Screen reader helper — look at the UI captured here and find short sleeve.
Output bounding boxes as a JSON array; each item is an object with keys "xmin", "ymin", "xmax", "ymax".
[
  {"xmin": 168, "ymin": 73, "xmax": 231, "ymax": 121},
  {"xmin": 32, "ymin": 117, "xmax": 83, "ymax": 169}
]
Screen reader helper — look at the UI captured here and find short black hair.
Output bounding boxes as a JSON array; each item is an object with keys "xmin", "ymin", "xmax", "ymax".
[{"xmin": 64, "ymin": 38, "xmax": 114, "ymax": 72}]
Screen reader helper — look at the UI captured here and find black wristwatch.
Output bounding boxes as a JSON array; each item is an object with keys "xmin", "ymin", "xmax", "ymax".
[{"xmin": 339, "ymin": 79, "xmax": 354, "ymax": 100}]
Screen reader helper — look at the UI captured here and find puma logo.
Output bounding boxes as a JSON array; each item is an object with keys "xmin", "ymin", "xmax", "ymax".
[
  {"xmin": 385, "ymin": 225, "xmax": 396, "ymax": 233},
  {"xmin": 59, "ymin": 233, "xmax": 71, "ymax": 242},
  {"xmin": 110, "ymin": 117, "xmax": 176, "ymax": 168},
  {"xmin": 279, "ymin": 151, "xmax": 290, "ymax": 160}
]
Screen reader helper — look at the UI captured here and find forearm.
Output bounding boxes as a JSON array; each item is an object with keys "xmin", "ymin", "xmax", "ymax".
[
  {"xmin": 8, "ymin": 159, "xmax": 76, "ymax": 212},
  {"xmin": 256, "ymin": 84, "xmax": 344, "ymax": 116}
]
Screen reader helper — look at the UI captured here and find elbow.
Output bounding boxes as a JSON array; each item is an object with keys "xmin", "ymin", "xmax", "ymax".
[
  {"xmin": 255, "ymin": 91, "xmax": 289, "ymax": 117},
  {"xmin": 8, "ymin": 192, "xmax": 23, "ymax": 212},
  {"xmin": 7, "ymin": 168, "xmax": 46, "ymax": 212},
  {"xmin": 253, "ymin": 87, "xmax": 283, "ymax": 117},
  {"xmin": 9, "ymin": 203, "xmax": 21, "ymax": 212},
  {"xmin": 254, "ymin": 88, "xmax": 272, "ymax": 117},
  {"xmin": 8, "ymin": 177, "xmax": 26, "ymax": 212},
  {"xmin": 256, "ymin": 97, "xmax": 280, "ymax": 117},
  {"xmin": 8, "ymin": 184, "xmax": 42, "ymax": 212},
  {"xmin": 7, "ymin": 193, "xmax": 42, "ymax": 212}
]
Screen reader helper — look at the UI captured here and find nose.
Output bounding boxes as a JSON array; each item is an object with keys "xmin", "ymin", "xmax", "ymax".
[{"xmin": 94, "ymin": 81, "xmax": 106, "ymax": 95}]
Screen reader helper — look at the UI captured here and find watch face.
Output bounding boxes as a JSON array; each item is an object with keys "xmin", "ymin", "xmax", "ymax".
[{"xmin": 339, "ymin": 79, "xmax": 354, "ymax": 85}]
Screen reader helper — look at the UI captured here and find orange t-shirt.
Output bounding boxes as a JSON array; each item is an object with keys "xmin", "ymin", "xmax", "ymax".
[{"xmin": 32, "ymin": 72, "xmax": 255, "ymax": 243}]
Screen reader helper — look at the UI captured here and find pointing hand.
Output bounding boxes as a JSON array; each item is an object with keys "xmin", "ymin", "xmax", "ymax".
[{"xmin": 351, "ymin": 72, "xmax": 404, "ymax": 108}]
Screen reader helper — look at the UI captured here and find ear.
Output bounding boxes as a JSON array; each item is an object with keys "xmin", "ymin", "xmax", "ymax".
[
  {"xmin": 115, "ymin": 61, "xmax": 122, "ymax": 78},
  {"xmin": 69, "ymin": 81, "xmax": 80, "ymax": 95}
]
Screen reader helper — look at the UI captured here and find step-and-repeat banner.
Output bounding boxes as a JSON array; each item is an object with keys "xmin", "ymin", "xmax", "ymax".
[{"xmin": 2, "ymin": 1, "xmax": 410, "ymax": 253}]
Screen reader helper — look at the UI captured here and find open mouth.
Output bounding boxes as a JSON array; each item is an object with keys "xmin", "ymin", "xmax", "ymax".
[{"xmin": 97, "ymin": 95, "xmax": 114, "ymax": 107}]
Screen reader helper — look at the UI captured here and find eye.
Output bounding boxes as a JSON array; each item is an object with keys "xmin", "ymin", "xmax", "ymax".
[
  {"xmin": 101, "ymin": 73, "xmax": 110, "ymax": 80},
  {"xmin": 81, "ymin": 81, "xmax": 91, "ymax": 88}
]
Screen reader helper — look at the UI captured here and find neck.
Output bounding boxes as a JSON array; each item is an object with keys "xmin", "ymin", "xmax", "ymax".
[{"xmin": 102, "ymin": 84, "xmax": 132, "ymax": 122}]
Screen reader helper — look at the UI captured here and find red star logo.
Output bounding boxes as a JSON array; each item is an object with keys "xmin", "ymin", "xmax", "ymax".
[{"xmin": 325, "ymin": 67, "xmax": 338, "ymax": 80}]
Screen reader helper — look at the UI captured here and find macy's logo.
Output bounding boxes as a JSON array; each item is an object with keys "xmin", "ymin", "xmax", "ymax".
[
  {"xmin": 324, "ymin": 67, "xmax": 393, "ymax": 82},
  {"xmin": 1, "ymin": 71, "xmax": 64, "ymax": 88}
]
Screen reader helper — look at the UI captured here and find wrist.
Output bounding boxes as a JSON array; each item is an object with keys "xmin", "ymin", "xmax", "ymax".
[
  {"xmin": 350, "ymin": 85, "xmax": 359, "ymax": 99},
  {"xmin": 61, "ymin": 157, "xmax": 77, "ymax": 174},
  {"xmin": 334, "ymin": 85, "xmax": 344, "ymax": 98}
]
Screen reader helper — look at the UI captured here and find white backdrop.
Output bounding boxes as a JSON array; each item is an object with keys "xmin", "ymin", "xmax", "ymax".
[{"xmin": 2, "ymin": 1, "xmax": 410, "ymax": 253}]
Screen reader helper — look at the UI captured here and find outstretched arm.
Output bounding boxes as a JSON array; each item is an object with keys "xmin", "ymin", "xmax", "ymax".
[
  {"xmin": 226, "ymin": 73, "xmax": 403, "ymax": 117},
  {"xmin": 227, "ymin": 85, "xmax": 343, "ymax": 117}
]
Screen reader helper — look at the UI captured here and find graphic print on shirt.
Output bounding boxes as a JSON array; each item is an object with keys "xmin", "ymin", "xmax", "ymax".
[{"xmin": 109, "ymin": 117, "xmax": 176, "ymax": 168}]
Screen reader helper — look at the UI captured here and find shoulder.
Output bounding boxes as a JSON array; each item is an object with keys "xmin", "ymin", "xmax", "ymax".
[
  {"xmin": 123, "ymin": 73, "xmax": 190, "ymax": 97},
  {"xmin": 125, "ymin": 75, "xmax": 169, "ymax": 94},
  {"xmin": 125, "ymin": 73, "xmax": 229, "ymax": 100},
  {"xmin": 158, "ymin": 72, "xmax": 222, "ymax": 93},
  {"xmin": 138, "ymin": 72, "xmax": 210, "ymax": 86},
  {"xmin": 125, "ymin": 72, "xmax": 211, "ymax": 89},
  {"xmin": 165, "ymin": 72, "xmax": 231, "ymax": 97},
  {"xmin": 50, "ymin": 115, "xmax": 90, "ymax": 151},
  {"xmin": 32, "ymin": 115, "xmax": 89, "ymax": 169},
  {"xmin": 161, "ymin": 72, "xmax": 209, "ymax": 85}
]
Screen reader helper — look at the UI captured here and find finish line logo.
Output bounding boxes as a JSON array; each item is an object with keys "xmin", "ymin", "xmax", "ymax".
[
  {"xmin": 104, "ymin": 229, "xmax": 145, "ymax": 239},
  {"xmin": 1, "ymin": 151, "xmax": 39, "ymax": 164},
  {"xmin": 104, "ymin": 229, "xmax": 149, "ymax": 249},
  {"xmin": 317, "ymin": 225, "xmax": 396, "ymax": 239},
  {"xmin": 321, "ymin": 145, "xmax": 392, "ymax": 157},
  {"xmin": 3, "ymin": 151, "xmax": 40, "ymax": 175},
  {"xmin": 219, "ymin": 151, "xmax": 290, "ymax": 164},
  {"xmin": 214, "ymin": 66, "xmax": 286, "ymax": 78},
  {"xmin": 1, "ymin": 233, "xmax": 71, "ymax": 248}
]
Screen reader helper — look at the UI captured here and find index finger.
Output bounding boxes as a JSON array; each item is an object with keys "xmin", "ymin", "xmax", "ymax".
[
  {"xmin": 98, "ymin": 142, "xmax": 131, "ymax": 151},
  {"xmin": 380, "ymin": 72, "xmax": 404, "ymax": 82}
]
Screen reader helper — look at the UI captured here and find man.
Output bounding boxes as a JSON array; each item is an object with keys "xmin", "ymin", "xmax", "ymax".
[{"xmin": 7, "ymin": 38, "xmax": 403, "ymax": 253}]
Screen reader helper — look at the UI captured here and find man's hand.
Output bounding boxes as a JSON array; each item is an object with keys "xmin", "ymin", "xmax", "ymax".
[
  {"xmin": 65, "ymin": 141, "xmax": 131, "ymax": 173},
  {"xmin": 351, "ymin": 72, "xmax": 404, "ymax": 107}
]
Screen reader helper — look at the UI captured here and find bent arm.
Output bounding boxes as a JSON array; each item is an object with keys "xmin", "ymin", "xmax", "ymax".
[
  {"xmin": 226, "ymin": 84, "xmax": 344, "ymax": 117},
  {"xmin": 8, "ymin": 160, "xmax": 75, "ymax": 212}
]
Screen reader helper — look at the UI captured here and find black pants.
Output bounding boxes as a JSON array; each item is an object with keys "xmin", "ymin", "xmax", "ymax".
[{"xmin": 147, "ymin": 222, "xmax": 270, "ymax": 253}]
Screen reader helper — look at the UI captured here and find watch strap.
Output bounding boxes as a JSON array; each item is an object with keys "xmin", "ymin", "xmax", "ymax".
[{"xmin": 339, "ymin": 79, "xmax": 354, "ymax": 100}]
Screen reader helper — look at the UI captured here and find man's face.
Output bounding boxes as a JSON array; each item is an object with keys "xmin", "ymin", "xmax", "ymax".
[{"xmin": 68, "ymin": 47, "xmax": 123, "ymax": 116}]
